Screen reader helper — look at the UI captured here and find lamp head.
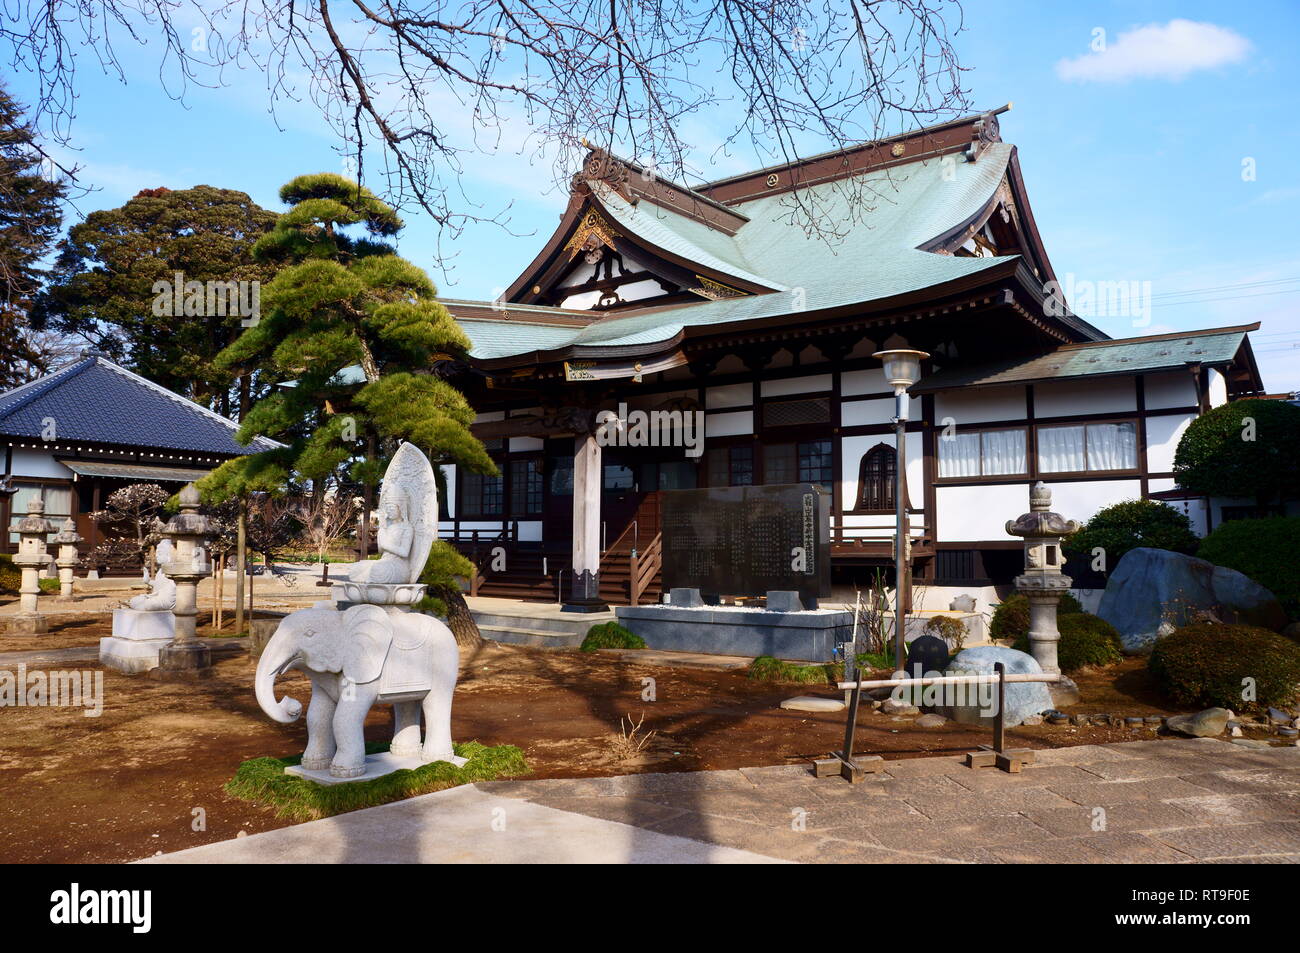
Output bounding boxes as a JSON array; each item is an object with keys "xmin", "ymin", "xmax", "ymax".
[{"xmin": 872, "ymin": 349, "xmax": 929, "ymax": 393}]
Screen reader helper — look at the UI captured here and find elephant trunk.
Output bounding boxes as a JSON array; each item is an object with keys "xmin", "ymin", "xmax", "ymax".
[{"xmin": 255, "ymin": 631, "xmax": 303, "ymax": 724}]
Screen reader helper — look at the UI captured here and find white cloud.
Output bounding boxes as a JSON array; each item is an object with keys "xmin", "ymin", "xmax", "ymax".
[{"xmin": 1056, "ymin": 20, "xmax": 1251, "ymax": 83}]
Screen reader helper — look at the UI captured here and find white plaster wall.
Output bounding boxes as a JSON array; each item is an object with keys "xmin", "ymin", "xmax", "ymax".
[
  {"xmin": 1147, "ymin": 478, "xmax": 1209, "ymax": 536},
  {"xmin": 704, "ymin": 410, "xmax": 753, "ymax": 438},
  {"xmin": 1144, "ymin": 413, "xmax": 1193, "ymax": 473},
  {"xmin": 1042, "ymin": 478, "xmax": 1144, "ymax": 522},
  {"xmin": 841, "ymin": 368, "xmax": 888, "ymax": 396},
  {"xmin": 934, "ymin": 385, "xmax": 1025, "ymax": 425},
  {"xmin": 1035, "ymin": 378, "xmax": 1136, "ymax": 417},
  {"xmin": 705, "ymin": 382, "xmax": 752, "ymax": 409},
  {"xmin": 1143, "ymin": 371, "xmax": 1197, "ymax": 410},
  {"xmin": 761, "ymin": 373, "xmax": 832, "ymax": 397},
  {"xmin": 935, "ymin": 483, "xmax": 1027, "ymax": 542},
  {"xmin": 1207, "ymin": 368, "xmax": 1228, "ymax": 408},
  {"xmin": 841, "ymin": 396, "xmax": 898, "ymax": 427},
  {"xmin": 509, "ymin": 437, "xmax": 544, "ymax": 452},
  {"xmin": 441, "ymin": 465, "xmax": 456, "ymax": 519},
  {"xmin": 9, "ymin": 450, "xmax": 73, "ymax": 480},
  {"xmin": 473, "ymin": 410, "xmax": 505, "ymax": 423}
]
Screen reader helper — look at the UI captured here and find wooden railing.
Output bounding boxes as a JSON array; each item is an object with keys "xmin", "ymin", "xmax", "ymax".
[{"xmin": 628, "ymin": 532, "xmax": 662, "ymax": 606}]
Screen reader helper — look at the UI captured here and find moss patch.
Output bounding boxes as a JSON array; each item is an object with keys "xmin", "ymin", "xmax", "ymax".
[
  {"xmin": 224, "ymin": 740, "xmax": 528, "ymax": 821},
  {"xmin": 580, "ymin": 621, "xmax": 646, "ymax": 652}
]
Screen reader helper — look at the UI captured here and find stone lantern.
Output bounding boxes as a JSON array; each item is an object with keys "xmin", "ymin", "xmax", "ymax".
[
  {"xmin": 1005, "ymin": 482, "xmax": 1080, "ymax": 706},
  {"xmin": 155, "ymin": 484, "xmax": 213, "ymax": 675},
  {"xmin": 53, "ymin": 519, "xmax": 82, "ymax": 602},
  {"xmin": 7, "ymin": 497, "xmax": 54, "ymax": 634}
]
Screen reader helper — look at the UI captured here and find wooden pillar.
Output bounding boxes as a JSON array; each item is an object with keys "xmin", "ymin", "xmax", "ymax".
[{"xmin": 564, "ymin": 429, "xmax": 607, "ymax": 611}]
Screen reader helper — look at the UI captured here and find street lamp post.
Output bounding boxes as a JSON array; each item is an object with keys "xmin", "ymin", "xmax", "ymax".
[{"xmin": 872, "ymin": 348, "xmax": 929, "ymax": 674}]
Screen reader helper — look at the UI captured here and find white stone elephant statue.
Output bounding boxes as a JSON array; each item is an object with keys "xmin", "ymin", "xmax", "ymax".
[{"xmin": 255, "ymin": 603, "xmax": 462, "ymax": 778}]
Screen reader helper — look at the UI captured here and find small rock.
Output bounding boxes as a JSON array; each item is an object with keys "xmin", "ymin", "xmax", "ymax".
[
  {"xmin": 1278, "ymin": 726, "xmax": 1299, "ymax": 739},
  {"xmin": 1231, "ymin": 738, "xmax": 1272, "ymax": 749},
  {"xmin": 880, "ymin": 698, "xmax": 920, "ymax": 716},
  {"xmin": 1071, "ymin": 714, "xmax": 1089, "ymax": 726},
  {"xmin": 1230, "ymin": 726, "xmax": 1243, "ymax": 737},
  {"xmin": 1144, "ymin": 716, "xmax": 1162, "ymax": 726},
  {"xmin": 1047, "ymin": 713, "xmax": 1069, "ymax": 726},
  {"xmin": 1268, "ymin": 707, "xmax": 1292, "ymax": 725},
  {"xmin": 1166, "ymin": 707, "xmax": 1230, "ymax": 738},
  {"xmin": 780, "ymin": 695, "xmax": 846, "ymax": 713},
  {"xmin": 1125, "ymin": 716, "xmax": 1145, "ymax": 727},
  {"xmin": 1021, "ymin": 715, "xmax": 1044, "ymax": 727},
  {"xmin": 915, "ymin": 713, "xmax": 946, "ymax": 728}
]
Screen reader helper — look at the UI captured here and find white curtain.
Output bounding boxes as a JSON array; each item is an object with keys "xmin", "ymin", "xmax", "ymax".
[
  {"xmin": 938, "ymin": 431, "xmax": 982, "ymax": 477},
  {"xmin": 1087, "ymin": 422, "xmax": 1137, "ymax": 470},
  {"xmin": 982, "ymin": 429, "xmax": 1026, "ymax": 475},
  {"xmin": 1039, "ymin": 425, "xmax": 1086, "ymax": 473}
]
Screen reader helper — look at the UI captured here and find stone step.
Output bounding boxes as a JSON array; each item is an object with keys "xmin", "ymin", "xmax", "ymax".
[
  {"xmin": 469, "ymin": 610, "xmax": 611, "ymax": 634},
  {"xmin": 474, "ymin": 623, "xmax": 587, "ymax": 649}
]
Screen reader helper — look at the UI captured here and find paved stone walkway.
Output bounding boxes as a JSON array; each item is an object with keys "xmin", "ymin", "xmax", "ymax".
[{"xmin": 147, "ymin": 738, "xmax": 1300, "ymax": 864}]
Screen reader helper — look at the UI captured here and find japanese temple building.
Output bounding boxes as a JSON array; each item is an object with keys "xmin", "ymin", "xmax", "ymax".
[
  {"xmin": 0, "ymin": 351, "xmax": 278, "ymax": 560},
  {"xmin": 437, "ymin": 107, "xmax": 1265, "ymax": 611}
]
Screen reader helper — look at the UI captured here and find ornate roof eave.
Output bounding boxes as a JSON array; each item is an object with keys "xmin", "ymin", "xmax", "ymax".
[{"xmin": 471, "ymin": 258, "xmax": 1090, "ymax": 375}]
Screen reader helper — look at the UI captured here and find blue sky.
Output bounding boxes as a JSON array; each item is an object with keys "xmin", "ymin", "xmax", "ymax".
[{"xmin": 10, "ymin": 1, "xmax": 1300, "ymax": 390}]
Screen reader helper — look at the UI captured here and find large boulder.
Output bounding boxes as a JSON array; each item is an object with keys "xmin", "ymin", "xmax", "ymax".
[
  {"xmin": 1098, "ymin": 548, "xmax": 1287, "ymax": 652},
  {"xmin": 941, "ymin": 645, "xmax": 1053, "ymax": 728}
]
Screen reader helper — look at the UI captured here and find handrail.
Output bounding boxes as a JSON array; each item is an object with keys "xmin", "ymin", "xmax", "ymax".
[{"xmin": 629, "ymin": 532, "xmax": 662, "ymax": 606}]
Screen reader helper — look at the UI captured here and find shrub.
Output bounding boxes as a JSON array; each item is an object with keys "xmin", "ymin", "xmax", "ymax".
[
  {"xmin": 1197, "ymin": 517, "xmax": 1300, "ymax": 620},
  {"xmin": 38, "ymin": 577, "xmax": 60, "ymax": 594},
  {"xmin": 990, "ymin": 592, "xmax": 1083, "ymax": 641},
  {"xmin": 924, "ymin": 614, "xmax": 967, "ymax": 652},
  {"xmin": 1012, "ymin": 613, "xmax": 1123, "ymax": 672},
  {"xmin": 1174, "ymin": 398, "xmax": 1300, "ymax": 505},
  {"xmin": 748, "ymin": 655, "xmax": 835, "ymax": 684},
  {"xmin": 1148, "ymin": 622, "xmax": 1300, "ymax": 712},
  {"xmin": 580, "ymin": 622, "xmax": 646, "ymax": 652},
  {"xmin": 1064, "ymin": 499, "xmax": 1199, "ymax": 567},
  {"xmin": 0, "ymin": 555, "xmax": 19, "ymax": 594}
]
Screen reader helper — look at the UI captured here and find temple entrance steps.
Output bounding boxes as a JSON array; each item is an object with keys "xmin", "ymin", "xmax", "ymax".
[{"xmin": 467, "ymin": 597, "xmax": 617, "ymax": 649}]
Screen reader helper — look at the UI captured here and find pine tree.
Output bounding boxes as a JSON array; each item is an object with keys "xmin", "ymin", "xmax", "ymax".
[
  {"xmin": 34, "ymin": 184, "xmax": 276, "ymax": 410},
  {"xmin": 0, "ymin": 83, "xmax": 67, "ymax": 387},
  {"xmin": 202, "ymin": 173, "xmax": 495, "ymax": 642}
]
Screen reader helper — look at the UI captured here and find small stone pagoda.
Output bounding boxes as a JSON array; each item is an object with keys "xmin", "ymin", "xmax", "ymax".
[
  {"xmin": 1005, "ymin": 482, "xmax": 1081, "ymax": 707},
  {"xmin": 5, "ymin": 497, "xmax": 54, "ymax": 634}
]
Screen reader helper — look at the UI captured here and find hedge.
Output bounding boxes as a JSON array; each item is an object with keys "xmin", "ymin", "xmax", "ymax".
[
  {"xmin": 1197, "ymin": 517, "xmax": 1300, "ymax": 621},
  {"xmin": 990, "ymin": 592, "xmax": 1083, "ymax": 642},
  {"xmin": 1148, "ymin": 622, "xmax": 1300, "ymax": 711},
  {"xmin": 1012, "ymin": 612, "xmax": 1123, "ymax": 672}
]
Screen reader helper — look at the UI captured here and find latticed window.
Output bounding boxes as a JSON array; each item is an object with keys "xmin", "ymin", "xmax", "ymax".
[
  {"xmin": 856, "ymin": 444, "xmax": 896, "ymax": 511},
  {"xmin": 461, "ymin": 469, "xmax": 504, "ymax": 517},
  {"xmin": 765, "ymin": 440, "xmax": 832, "ymax": 485},
  {"xmin": 762, "ymin": 396, "xmax": 831, "ymax": 428},
  {"xmin": 509, "ymin": 458, "xmax": 544, "ymax": 516}
]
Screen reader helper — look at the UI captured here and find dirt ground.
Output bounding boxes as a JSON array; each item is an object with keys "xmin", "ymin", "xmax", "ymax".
[{"xmin": 0, "ymin": 617, "xmax": 1191, "ymax": 863}]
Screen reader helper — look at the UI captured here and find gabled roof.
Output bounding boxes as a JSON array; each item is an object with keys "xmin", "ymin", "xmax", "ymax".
[
  {"xmin": 912, "ymin": 324, "xmax": 1263, "ymax": 393},
  {"xmin": 0, "ymin": 353, "xmax": 280, "ymax": 455},
  {"xmin": 458, "ymin": 108, "xmax": 1102, "ymax": 365}
]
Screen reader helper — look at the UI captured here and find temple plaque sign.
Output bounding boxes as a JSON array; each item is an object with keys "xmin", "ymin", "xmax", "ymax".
[{"xmin": 660, "ymin": 483, "xmax": 831, "ymax": 605}]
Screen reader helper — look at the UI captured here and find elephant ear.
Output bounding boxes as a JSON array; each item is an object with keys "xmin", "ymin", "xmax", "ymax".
[{"xmin": 341, "ymin": 604, "xmax": 393, "ymax": 685}]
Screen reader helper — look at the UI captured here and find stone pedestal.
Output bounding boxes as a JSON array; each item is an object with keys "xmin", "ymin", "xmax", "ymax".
[
  {"xmin": 100, "ymin": 608, "xmax": 176, "ymax": 673},
  {"xmin": 153, "ymin": 485, "xmax": 214, "ymax": 678}
]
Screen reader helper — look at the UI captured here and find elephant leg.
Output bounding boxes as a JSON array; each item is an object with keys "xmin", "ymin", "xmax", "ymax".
[
  {"xmin": 420, "ymin": 635, "xmax": 464, "ymax": 765},
  {"xmin": 329, "ymin": 680, "xmax": 375, "ymax": 778},
  {"xmin": 300, "ymin": 676, "xmax": 338, "ymax": 771},
  {"xmin": 390, "ymin": 700, "xmax": 423, "ymax": 757}
]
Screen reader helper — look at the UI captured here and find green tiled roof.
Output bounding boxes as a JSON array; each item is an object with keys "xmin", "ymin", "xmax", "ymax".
[
  {"xmin": 459, "ymin": 143, "xmax": 1019, "ymax": 360},
  {"xmin": 912, "ymin": 326, "xmax": 1255, "ymax": 392}
]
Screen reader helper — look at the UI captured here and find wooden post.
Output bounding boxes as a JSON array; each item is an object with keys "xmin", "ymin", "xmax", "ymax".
[{"xmin": 234, "ymin": 498, "xmax": 246, "ymax": 635}]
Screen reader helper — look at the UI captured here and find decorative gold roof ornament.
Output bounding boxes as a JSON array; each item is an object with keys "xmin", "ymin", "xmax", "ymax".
[
  {"xmin": 691, "ymin": 275, "xmax": 747, "ymax": 300},
  {"xmin": 563, "ymin": 207, "xmax": 618, "ymax": 259}
]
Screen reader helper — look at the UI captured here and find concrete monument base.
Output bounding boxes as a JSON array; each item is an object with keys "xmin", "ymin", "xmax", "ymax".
[
  {"xmin": 153, "ymin": 642, "xmax": 214, "ymax": 679},
  {"xmin": 285, "ymin": 750, "xmax": 469, "ymax": 786},
  {"xmin": 3, "ymin": 613, "xmax": 47, "ymax": 636},
  {"xmin": 616, "ymin": 603, "xmax": 853, "ymax": 662},
  {"xmin": 99, "ymin": 608, "xmax": 177, "ymax": 673}
]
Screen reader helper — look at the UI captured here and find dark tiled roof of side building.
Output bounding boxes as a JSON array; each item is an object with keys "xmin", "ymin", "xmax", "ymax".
[{"xmin": 0, "ymin": 353, "xmax": 281, "ymax": 455}]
